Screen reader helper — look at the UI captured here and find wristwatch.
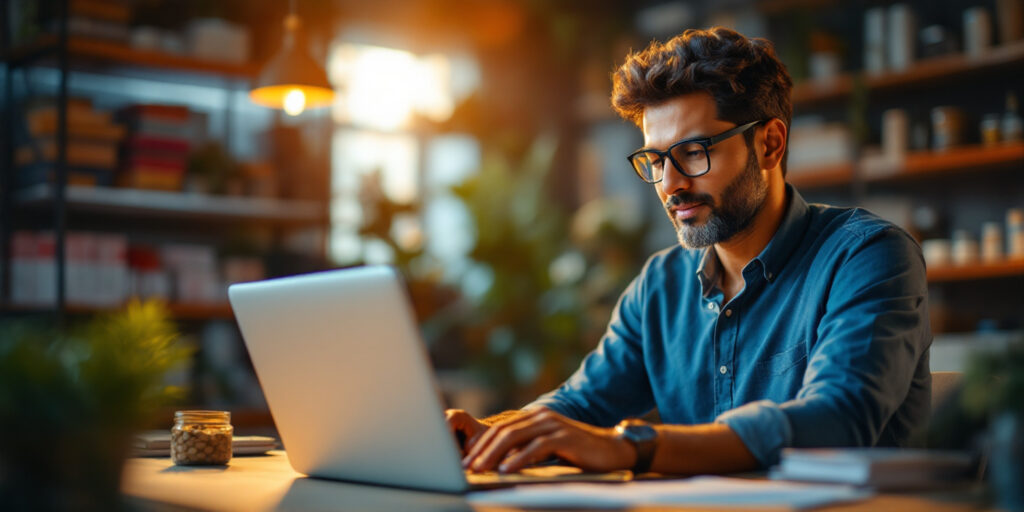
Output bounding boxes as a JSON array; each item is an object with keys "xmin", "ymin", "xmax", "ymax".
[{"xmin": 614, "ymin": 418, "xmax": 658, "ymax": 474}]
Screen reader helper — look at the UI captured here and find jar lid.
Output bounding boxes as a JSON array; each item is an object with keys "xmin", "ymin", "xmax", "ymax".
[{"xmin": 175, "ymin": 410, "xmax": 231, "ymax": 423}]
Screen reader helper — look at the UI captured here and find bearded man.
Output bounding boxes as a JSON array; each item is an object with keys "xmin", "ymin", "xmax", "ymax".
[{"xmin": 447, "ymin": 27, "xmax": 931, "ymax": 476}]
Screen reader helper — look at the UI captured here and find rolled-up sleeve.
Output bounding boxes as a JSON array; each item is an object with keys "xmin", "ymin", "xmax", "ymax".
[
  {"xmin": 717, "ymin": 227, "xmax": 930, "ymax": 466},
  {"xmin": 526, "ymin": 262, "xmax": 656, "ymax": 427}
]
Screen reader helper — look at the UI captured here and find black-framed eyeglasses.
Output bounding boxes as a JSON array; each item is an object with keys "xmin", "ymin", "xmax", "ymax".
[{"xmin": 627, "ymin": 120, "xmax": 765, "ymax": 183}]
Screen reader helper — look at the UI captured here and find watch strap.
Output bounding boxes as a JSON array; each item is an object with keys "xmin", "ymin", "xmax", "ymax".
[{"xmin": 615, "ymin": 419, "xmax": 657, "ymax": 474}]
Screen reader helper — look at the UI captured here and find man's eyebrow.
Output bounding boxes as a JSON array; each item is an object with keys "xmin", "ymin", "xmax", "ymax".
[{"xmin": 643, "ymin": 132, "xmax": 710, "ymax": 149}]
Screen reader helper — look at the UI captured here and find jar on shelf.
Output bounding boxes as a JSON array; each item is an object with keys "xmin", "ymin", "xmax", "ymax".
[{"xmin": 171, "ymin": 410, "xmax": 233, "ymax": 466}]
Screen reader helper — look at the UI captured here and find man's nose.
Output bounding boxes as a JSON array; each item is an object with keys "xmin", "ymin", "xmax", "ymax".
[{"xmin": 660, "ymin": 159, "xmax": 693, "ymax": 196}]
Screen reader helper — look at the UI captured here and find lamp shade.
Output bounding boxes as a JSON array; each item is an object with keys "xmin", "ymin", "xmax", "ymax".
[{"xmin": 250, "ymin": 16, "xmax": 334, "ymax": 114}]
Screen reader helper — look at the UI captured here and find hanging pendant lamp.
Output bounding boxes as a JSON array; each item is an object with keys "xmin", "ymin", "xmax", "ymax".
[{"xmin": 249, "ymin": 0, "xmax": 334, "ymax": 116}]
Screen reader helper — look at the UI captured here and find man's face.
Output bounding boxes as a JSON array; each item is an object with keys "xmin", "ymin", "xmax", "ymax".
[{"xmin": 641, "ymin": 93, "xmax": 768, "ymax": 249}]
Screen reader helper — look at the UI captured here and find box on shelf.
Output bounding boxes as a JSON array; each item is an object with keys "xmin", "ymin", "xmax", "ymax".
[
  {"xmin": 10, "ymin": 231, "xmax": 56, "ymax": 306},
  {"xmin": 8, "ymin": 231, "xmax": 257, "ymax": 309},
  {"xmin": 127, "ymin": 245, "xmax": 171, "ymax": 301},
  {"xmin": 787, "ymin": 119, "xmax": 854, "ymax": 174},
  {"xmin": 161, "ymin": 244, "xmax": 224, "ymax": 304},
  {"xmin": 185, "ymin": 18, "xmax": 250, "ymax": 64}
]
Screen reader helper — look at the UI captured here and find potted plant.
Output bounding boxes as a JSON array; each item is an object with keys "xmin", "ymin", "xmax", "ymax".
[
  {"xmin": 0, "ymin": 300, "xmax": 191, "ymax": 511},
  {"xmin": 961, "ymin": 337, "xmax": 1024, "ymax": 511}
]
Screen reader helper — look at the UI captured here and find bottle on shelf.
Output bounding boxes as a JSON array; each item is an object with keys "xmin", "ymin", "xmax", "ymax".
[{"xmin": 1002, "ymin": 92, "xmax": 1023, "ymax": 143}]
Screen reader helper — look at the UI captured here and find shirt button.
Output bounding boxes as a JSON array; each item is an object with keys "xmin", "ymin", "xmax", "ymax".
[
  {"xmin": 725, "ymin": 309, "xmax": 733, "ymax": 317},
  {"xmin": 767, "ymin": 272, "xmax": 774, "ymax": 280},
  {"xmin": 719, "ymin": 365, "xmax": 728, "ymax": 375},
  {"xmin": 708, "ymin": 303, "xmax": 715, "ymax": 310}
]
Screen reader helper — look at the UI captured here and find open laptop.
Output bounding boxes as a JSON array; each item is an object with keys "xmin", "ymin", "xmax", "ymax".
[{"xmin": 228, "ymin": 265, "xmax": 629, "ymax": 493}]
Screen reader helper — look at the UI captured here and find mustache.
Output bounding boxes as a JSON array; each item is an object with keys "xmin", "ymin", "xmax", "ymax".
[{"xmin": 665, "ymin": 192, "xmax": 714, "ymax": 211}]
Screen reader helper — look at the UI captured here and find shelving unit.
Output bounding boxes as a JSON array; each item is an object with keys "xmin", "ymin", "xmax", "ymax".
[
  {"xmin": 14, "ymin": 184, "xmax": 326, "ymax": 224},
  {"xmin": 773, "ymin": 2, "xmax": 1024, "ymax": 335},
  {"xmin": 927, "ymin": 259, "xmax": 1024, "ymax": 283},
  {"xmin": 791, "ymin": 39, "xmax": 1024, "ymax": 107},
  {"xmin": 3, "ymin": 35, "xmax": 260, "ymax": 79},
  {"xmin": 4, "ymin": 301, "xmax": 234, "ymax": 320},
  {"xmin": 0, "ymin": 2, "xmax": 328, "ymax": 422}
]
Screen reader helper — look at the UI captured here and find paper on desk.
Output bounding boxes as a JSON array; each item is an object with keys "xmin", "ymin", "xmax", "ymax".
[{"xmin": 467, "ymin": 475, "xmax": 871, "ymax": 509}]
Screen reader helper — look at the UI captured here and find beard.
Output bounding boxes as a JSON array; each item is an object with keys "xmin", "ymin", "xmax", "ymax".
[{"xmin": 664, "ymin": 146, "xmax": 768, "ymax": 249}]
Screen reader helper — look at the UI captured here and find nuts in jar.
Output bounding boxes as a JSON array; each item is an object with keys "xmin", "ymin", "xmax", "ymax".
[{"xmin": 171, "ymin": 410, "xmax": 233, "ymax": 466}]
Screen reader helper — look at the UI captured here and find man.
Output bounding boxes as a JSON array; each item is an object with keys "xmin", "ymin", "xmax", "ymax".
[{"xmin": 447, "ymin": 27, "xmax": 931, "ymax": 476}]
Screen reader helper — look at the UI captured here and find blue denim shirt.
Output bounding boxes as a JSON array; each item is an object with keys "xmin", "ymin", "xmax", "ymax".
[{"xmin": 528, "ymin": 185, "xmax": 932, "ymax": 466}]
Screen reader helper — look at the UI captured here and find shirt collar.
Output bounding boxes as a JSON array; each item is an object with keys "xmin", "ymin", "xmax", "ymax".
[
  {"xmin": 753, "ymin": 183, "xmax": 811, "ymax": 283},
  {"xmin": 694, "ymin": 183, "xmax": 811, "ymax": 292},
  {"xmin": 696, "ymin": 246, "xmax": 720, "ymax": 297}
]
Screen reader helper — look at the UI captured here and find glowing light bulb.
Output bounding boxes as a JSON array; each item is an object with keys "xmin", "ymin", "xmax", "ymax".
[{"xmin": 283, "ymin": 88, "xmax": 306, "ymax": 116}]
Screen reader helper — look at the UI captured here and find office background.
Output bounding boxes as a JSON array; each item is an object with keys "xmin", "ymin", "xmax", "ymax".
[{"xmin": 2, "ymin": 0, "xmax": 1022, "ymax": 436}]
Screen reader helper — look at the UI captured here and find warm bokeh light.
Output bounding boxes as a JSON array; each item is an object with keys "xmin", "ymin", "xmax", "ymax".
[
  {"xmin": 329, "ymin": 43, "xmax": 476, "ymax": 131},
  {"xmin": 249, "ymin": 84, "xmax": 334, "ymax": 113},
  {"xmin": 283, "ymin": 88, "xmax": 306, "ymax": 116}
]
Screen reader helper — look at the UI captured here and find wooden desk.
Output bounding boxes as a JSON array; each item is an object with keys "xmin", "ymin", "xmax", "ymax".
[{"xmin": 122, "ymin": 451, "xmax": 992, "ymax": 511}]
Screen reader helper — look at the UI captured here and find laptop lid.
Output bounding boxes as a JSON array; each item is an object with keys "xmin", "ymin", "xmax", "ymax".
[{"xmin": 228, "ymin": 266, "xmax": 469, "ymax": 493}]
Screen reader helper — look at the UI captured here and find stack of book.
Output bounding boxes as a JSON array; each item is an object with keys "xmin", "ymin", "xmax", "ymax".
[
  {"xmin": 16, "ymin": 99, "xmax": 125, "ymax": 187},
  {"xmin": 118, "ymin": 105, "xmax": 192, "ymax": 191},
  {"xmin": 771, "ymin": 448, "xmax": 976, "ymax": 490}
]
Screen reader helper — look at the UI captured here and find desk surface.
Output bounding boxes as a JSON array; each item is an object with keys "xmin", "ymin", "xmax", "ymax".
[{"xmin": 122, "ymin": 451, "xmax": 991, "ymax": 511}]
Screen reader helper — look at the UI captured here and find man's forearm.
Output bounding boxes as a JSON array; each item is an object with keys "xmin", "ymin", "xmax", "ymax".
[{"xmin": 650, "ymin": 423, "xmax": 759, "ymax": 474}]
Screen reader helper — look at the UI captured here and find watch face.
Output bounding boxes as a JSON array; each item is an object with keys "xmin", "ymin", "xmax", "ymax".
[{"xmin": 618, "ymin": 421, "xmax": 657, "ymax": 443}]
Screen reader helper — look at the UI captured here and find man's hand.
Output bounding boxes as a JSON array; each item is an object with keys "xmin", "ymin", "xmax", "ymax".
[
  {"xmin": 461, "ymin": 407, "xmax": 636, "ymax": 474},
  {"xmin": 444, "ymin": 409, "xmax": 489, "ymax": 456}
]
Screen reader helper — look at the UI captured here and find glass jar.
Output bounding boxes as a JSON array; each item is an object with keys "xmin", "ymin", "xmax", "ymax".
[{"xmin": 170, "ymin": 410, "xmax": 233, "ymax": 466}]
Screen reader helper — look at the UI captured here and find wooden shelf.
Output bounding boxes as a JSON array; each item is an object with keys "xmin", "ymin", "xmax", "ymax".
[
  {"xmin": 928, "ymin": 259, "xmax": 1024, "ymax": 282},
  {"xmin": 786, "ymin": 162, "xmax": 854, "ymax": 188},
  {"xmin": 793, "ymin": 40, "xmax": 1024, "ymax": 107},
  {"xmin": 3, "ymin": 302, "xmax": 234, "ymax": 320},
  {"xmin": 790, "ymin": 143, "xmax": 1024, "ymax": 189},
  {"xmin": 14, "ymin": 184, "xmax": 327, "ymax": 225},
  {"xmin": 866, "ymin": 143, "xmax": 1024, "ymax": 183},
  {"xmin": 4, "ymin": 35, "xmax": 258, "ymax": 82}
]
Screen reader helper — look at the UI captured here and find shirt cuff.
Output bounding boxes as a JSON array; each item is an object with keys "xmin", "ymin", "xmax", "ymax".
[{"xmin": 715, "ymin": 400, "xmax": 794, "ymax": 467}]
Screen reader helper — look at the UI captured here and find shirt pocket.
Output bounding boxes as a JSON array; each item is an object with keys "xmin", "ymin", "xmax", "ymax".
[{"xmin": 755, "ymin": 342, "xmax": 808, "ymax": 376}]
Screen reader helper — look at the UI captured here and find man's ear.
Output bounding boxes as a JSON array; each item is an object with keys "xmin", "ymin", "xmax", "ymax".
[{"xmin": 759, "ymin": 118, "xmax": 787, "ymax": 172}]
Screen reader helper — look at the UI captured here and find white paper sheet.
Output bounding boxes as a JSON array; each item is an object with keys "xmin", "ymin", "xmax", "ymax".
[{"xmin": 467, "ymin": 475, "xmax": 872, "ymax": 509}]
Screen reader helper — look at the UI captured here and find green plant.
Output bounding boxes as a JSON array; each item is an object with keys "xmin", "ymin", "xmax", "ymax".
[
  {"xmin": 0, "ymin": 300, "xmax": 191, "ymax": 511},
  {"xmin": 962, "ymin": 338, "xmax": 1024, "ymax": 419}
]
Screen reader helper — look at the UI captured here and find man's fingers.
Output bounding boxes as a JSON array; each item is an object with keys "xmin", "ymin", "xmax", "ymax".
[
  {"xmin": 463, "ymin": 408, "xmax": 553, "ymax": 466},
  {"xmin": 463, "ymin": 409, "xmax": 543, "ymax": 467},
  {"xmin": 469, "ymin": 417, "xmax": 560, "ymax": 472},
  {"xmin": 498, "ymin": 433, "xmax": 564, "ymax": 473}
]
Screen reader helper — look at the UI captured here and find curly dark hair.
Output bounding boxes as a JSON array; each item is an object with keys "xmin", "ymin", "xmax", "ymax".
[{"xmin": 611, "ymin": 27, "xmax": 793, "ymax": 175}]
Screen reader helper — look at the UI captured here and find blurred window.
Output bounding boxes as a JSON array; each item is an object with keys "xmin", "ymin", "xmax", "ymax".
[{"xmin": 327, "ymin": 43, "xmax": 480, "ymax": 270}]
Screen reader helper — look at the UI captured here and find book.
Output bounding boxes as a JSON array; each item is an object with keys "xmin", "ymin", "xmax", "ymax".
[
  {"xmin": 123, "ymin": 104, "xmax": 191, "ymax": 122},
  {"xmin": 772, "ymin": 448, "xmax": 976, "ymax": 490},
  {"xmin": 117, "ymin": 170, "xmax": 184, "ymax": 191},
  {"xmin": 124, "ymin": 135, "xmax": 190, "ymax": 156},
  {"xmin": 16, "ymin": 139, "xmax": 119, "ymax": 169},
  {"xmin": 17, "ymin": 164, "xmax": 115, "ymax": 188},
  {"xmin": 133, "ymin": 431, "xmax": 277, "ymax": 457},
  {"xmin": 26, "ymin": 102, "xmax": 116, "ymax": 132}
]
